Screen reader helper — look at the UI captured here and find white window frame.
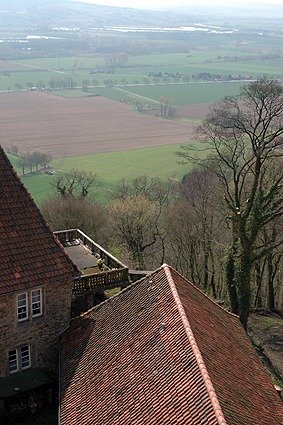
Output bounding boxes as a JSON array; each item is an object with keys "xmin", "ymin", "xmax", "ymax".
[
  {"xmin": 8, "ymin": 349, "xmax": 19, "ymax": 374},
  {"xmin": 20, "ymin": 345, "xmax": 31, "ymax": 370},
  {"xmin": 17, "ymin": 293, "xmax": 28, "ymax": 322},
  {"xmin": 8, "ymin": 345, "xmax": 31, "ymax": 374},
  {"xmin": 31, "ymin": 289, "xmax": 42, "ymax": 317}
]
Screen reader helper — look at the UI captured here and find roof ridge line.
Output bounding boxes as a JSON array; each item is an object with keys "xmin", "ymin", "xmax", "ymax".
[
  {"xmin": 163, "ymin": 264, "xmax": 228, "ymax": 425},
  {"xmin": 162, "ymin": 263, "xmax": 239, "ymax": 319}
]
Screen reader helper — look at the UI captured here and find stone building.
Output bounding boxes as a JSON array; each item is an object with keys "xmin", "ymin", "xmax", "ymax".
[{"xmin": 0, "ymin": 146, "xmax": 78, "ymax": 387}]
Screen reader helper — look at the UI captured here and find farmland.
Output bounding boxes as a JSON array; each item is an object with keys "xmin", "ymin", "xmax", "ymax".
[
  {"xmin": 1, "ymin": 90, "xmax": 202, "ymax": 204},
  {"xmin": 3, "ymin": 5, "xmax": 283, "ymax": 205},
  {"xmin": 6, "ymin": 142, "xmax": 200, "ymax": 205},
  {"xmin": 1, "ymin": 54, "xmax": 282, "ymax": 96},
  {"xmin": 0, "ymin": 91, "xmax": 196, "ymax": 158}
]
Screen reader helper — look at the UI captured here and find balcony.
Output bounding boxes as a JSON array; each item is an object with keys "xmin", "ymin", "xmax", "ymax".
[{"xmin": 54, "ymin": 229, "xmax": 129, "ymax": 295}]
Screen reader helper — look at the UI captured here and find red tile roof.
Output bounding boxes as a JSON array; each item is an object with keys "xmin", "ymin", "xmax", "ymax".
[
  {"xmin": 0, "ymin": 146, "xmax": 78, "ymax": 294},
  {"xmin": 60, "ymin": 264, "xmax": 283, "ymax": 425}
]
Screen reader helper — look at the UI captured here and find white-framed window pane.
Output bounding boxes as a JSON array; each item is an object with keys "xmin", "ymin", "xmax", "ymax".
[
  {"xmin": 20, "ymin": 346, "xmax": 30, "ymax": 370},
  {"xmin": 9, "ymin": 350, "xmax": 18, "ymax": 373},
  {"xmin": 31, "ymin": 289, "xmax": 42, "ymax": 316},
  {"xmin": 17, "ymin": 293, "xmax": 28, "ymax": 321}
]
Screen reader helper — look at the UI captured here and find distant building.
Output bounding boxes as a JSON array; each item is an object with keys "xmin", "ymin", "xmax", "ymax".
[{"xmin": 231, "ymin": 74, "xmax": 252, "ymax": 80}]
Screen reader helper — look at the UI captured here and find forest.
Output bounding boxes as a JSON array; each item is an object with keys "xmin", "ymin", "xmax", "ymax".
[{"xmin": 37, "ymin": 78, "xmax": 283, "ymax": 330}]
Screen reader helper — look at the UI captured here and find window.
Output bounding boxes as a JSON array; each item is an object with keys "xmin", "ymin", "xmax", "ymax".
[
  {"xmin": 31, "ymin": 289, "xmax": 42, "ymax": 317},
  {"xmin": 17, "ymin": 293, "xmax": 28, "ymax": 321},
  {"xmin": 9, "ymin": 346, "xmax": 30, "ymax": 374},
  {"xmin": 8, "ymin": 350, "xmax": 18, "ymax": 373},
  {"xmin": 20, "ymin": 346, "xmax": 30, "ymax": 369},
  {"xmin": 17, "ymin": 289, "xmax": 43, "ymax": 322}
]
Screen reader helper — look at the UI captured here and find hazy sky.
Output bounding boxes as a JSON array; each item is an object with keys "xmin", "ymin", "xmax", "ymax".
[{"xmin": 75, "ymin": 0, "xmax": 283, "ymax": 8}]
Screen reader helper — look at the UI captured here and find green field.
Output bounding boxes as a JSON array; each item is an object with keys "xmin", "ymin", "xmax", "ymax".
[
  {"xmin": 104, "ymin": 82, "xmax": 245, "ymax": 106},
  {"xmin": 52, "ymin": 81, "xmax": 247, "ymax": 107},
  {"xmin": 3, "ymin": 50, "xmax": 283, "ymax": 95},
  {"xmin": 6, "ymin": 143, "xmax": 199, "ymax": 205}
]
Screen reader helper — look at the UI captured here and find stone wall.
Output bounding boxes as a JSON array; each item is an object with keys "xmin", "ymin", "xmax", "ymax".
[{"xmin": 0, "ymin": 278, "xmax": 74, "ymax": 380}]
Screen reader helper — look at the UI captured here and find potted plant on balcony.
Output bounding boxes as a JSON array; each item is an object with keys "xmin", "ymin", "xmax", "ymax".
[{"xmin": 97, "ymin": 258, "xmax": 105, "ymax": 269}]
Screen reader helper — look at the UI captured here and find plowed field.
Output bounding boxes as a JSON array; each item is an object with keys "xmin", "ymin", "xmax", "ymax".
[
  {"xmin": 0, "ymin": 92, "xmax": 195, "ymax": 159},
  {"xmin": 0, "ymin": 60, "xmax": 26, "ymax": 69}
]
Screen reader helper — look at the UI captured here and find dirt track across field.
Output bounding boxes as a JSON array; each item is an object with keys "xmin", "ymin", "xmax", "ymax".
[{"xmin": 0, "ymin": 92, "xmax": 197, "ymax": 159}]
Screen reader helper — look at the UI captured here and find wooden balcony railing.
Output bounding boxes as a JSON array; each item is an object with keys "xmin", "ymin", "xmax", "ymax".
[{"xmin": 54, "ymin": 229, "xmax": 129, "ymax": 293}]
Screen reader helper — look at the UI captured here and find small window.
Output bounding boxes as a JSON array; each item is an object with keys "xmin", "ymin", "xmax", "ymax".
[
  {"xmin": 9, "ymin": 346, "xmax": 31, "ymax": 374},
  {"xmin": 20, "ymin": 346, "xmax": 30, "ymax": 369},
  {"xmin": 9, "ymin": 350, "xmax": 18, "ymax": 374},
  {"xmin": 31, "ymin": 289, "xmax": 42, "ymax": 317},
  {"xmin": 17, "ymin": 293, "xmax": 28, "ymax": 321}
]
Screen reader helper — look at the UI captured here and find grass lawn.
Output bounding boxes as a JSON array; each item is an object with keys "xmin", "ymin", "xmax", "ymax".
[{"xmin": 6, "ymin": 142, "xmax": 202, "ymax": 205}]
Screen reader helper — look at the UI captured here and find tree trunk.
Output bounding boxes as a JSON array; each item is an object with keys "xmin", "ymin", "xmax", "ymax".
[
  {"xmin": 238, "ymin": 251, "xmax": 252, "ymax": 330},
  {"xmin": 203, "ymin": 246, "xmax": 209, "ymax": 292},
  {"xmin": 209, "ymin": 242, "xmax": 217, "ymax": 299},
  {"xmin": 267, "ymin": 253, "xmax": 275, "ymax": 311},
  {"xmin": 254, "ymin": 261, "xmax": 262, "ymax": 309},
  {"xmin": 225, "ymin": 242, "xmax": 239, "ymax": 315}
]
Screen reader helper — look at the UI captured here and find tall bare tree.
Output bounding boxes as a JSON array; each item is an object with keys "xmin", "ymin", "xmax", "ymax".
[{"xmin": 176, "ymin": 78, "xmax": 283, "ymax": 328}]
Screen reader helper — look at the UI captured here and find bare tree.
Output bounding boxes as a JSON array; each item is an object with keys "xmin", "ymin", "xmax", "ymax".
[
  {"xmin": 40, "ymin": 153, "xmax": 52, "ymax": 171},
  {"xmin": 109, "ymin": 176, "xmax": 175, "ymax": 269},
  {"xmin": 32, "ymin": 151, "xmax": 42, "ymax": 171},
  {"xmin": 167, "ymin": 169, "xmax": 226, "ymax": 299},
  {"xmin": 52, "ymin": 169, "xmax": 99, "ymax": 198},
  {"xmin": 17, "ymin": 154, "xmax": 27, "ymax": 175},
  {"xmin": 135, "ymin": 100, "xmax": 144, "ymax": 113},
  {"xmin": 41, "ymin": 195, "xmax": 108, "ymax": 245},
  {"xmin": 108, "ymin": 195, "xmax": 157, "ymax": 269},
  {"xmin": 176, "ymin": 78, "xmax": 283, "ymax": 328},
  {"xmin": 26, "ymin": 152, "xmax": 35, "ymax": 173}
]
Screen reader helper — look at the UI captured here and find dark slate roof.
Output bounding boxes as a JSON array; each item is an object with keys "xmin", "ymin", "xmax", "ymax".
[
  {"xmin": 60, "ymin": 264, "xmax": 283, "ymax": 425},
  {"xmin": 0, "ymin": 146, "xmax": 78, "ymax": 295}
]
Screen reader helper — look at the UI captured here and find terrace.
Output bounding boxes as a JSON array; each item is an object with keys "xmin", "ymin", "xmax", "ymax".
[{"xmin": 54, "ymin": 229, "xmax": 129, "ymax": 295}]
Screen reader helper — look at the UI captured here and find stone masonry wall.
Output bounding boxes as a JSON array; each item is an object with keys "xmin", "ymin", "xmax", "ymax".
[{"xmin": 0, "ymin": 279, "xmax": 74, "ymax": 380}]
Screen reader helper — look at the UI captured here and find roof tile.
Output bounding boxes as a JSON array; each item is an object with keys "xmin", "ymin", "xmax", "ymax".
[
  {"xmin": 60, "ymin": 264, "xmax": 283, "ymax": 425},
  {"xmin": 0, "ymin": 146, "xmax": 78, "ymax": 294}
]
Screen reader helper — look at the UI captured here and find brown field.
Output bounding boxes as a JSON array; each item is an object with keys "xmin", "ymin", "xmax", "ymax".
[
  {"xmin": 0, "ymin": 60, "xmax": 26, "ymax": 69},
  {"xmin": 0, "ymin": 92, "xmax": 197, "ymax": 159}
]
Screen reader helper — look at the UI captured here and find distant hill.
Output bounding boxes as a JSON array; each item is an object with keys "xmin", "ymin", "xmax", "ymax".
[
  {"xmin": 0, "ymin": 0, "xmax": 194, "ymax": 29},
  {"xmin": 1, "ymin": 0, "xmax": 283, "ymax": 30}
]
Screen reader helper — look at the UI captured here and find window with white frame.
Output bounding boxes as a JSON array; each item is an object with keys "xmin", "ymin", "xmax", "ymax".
[
  {"xmin": 8, "ymin": 346, "xmax": 30, "ymax": 374},
  {"xmin": 31, "ymin": 289, "xmax": 42, "ymax": 317},
  {"xmin": 20, "ymin": 346, "xmax": 30, "ymax": 369},
  {"xmin": 8, "ymin": 349, "xmax": 18, "ymax": 373},
  {"xmin": 17, "ymin": 289, "xmax": 43, "ymax": 322},
  {"xmin": 17, "ymin": 293, "xmax": 28, "ymax": 321}
]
